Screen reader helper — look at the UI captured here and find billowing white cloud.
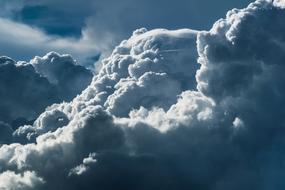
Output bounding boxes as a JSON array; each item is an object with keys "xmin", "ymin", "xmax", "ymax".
[
  {"xmin": 0, "ymin": 171, "xmax": 44, "ymax": 190},
  {"xmin": 274, "ymin": 0, "xmax": 285, "ymax": 7},
  {"xmin": 1, "ymin": 0, "xmax": 285, "ymax": 189},
  {"xmin": 14, "ymin": 27, "xmax": 199, "ymax": 141}
]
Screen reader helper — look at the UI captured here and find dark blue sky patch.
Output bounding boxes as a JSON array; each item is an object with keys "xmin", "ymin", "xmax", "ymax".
[
  {"xmin": 13, "ymin": 5, "xmax": 87, "ymax": 37},
  {"xmin": 7, "ymin": 0, "xmax": 255, "ymax": 38}
]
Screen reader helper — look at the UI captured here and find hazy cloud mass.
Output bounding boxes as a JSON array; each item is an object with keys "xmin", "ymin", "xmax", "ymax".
[{"xmin": 1, "ymin": 0, "xmax": 285, "ymax": 190}]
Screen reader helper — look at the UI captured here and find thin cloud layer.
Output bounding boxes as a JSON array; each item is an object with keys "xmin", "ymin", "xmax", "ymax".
[
  {"xmin": 1, "ymin": 0, "xmax": 285, "ymax": 189},
  {"xmin": 0, "ymin": 17, "xmax": 101, "ymax": 66}
]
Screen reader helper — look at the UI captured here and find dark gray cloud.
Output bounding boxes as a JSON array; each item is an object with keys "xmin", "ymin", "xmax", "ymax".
[
  {"xmin": 1, "ymin": 0, "xmax": 285, "ymax": 190},
  {"xmin": 0, "ymin": 53, "xmax": 92, "ymax": 135},
  {"xmin": 30, "ymin": 52, "xmax": 93, "ymax": 101}
]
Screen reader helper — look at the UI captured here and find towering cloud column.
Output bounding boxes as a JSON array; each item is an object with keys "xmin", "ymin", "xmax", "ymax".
[{"xmin": 1, "ymin": 0, "xmax": 285, "ymax": 189}]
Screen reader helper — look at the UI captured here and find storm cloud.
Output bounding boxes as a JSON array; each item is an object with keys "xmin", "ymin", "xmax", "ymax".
[
  {"xmin": 1, "ymin": 0, "xmax": 285, "ymax": 190},
  {"xmin": 0, "ymin": 52, "xmax": 92, "ymax": 139}
]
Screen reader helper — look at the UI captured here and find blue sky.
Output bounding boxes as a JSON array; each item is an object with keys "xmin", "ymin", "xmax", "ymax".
[{"xmin": 0, "ymin": 0, "xmax": 254, "ymax": 64}]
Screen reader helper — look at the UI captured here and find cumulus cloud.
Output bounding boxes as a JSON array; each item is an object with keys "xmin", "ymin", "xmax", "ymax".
[
  {"xmin": 29, "ymin": 52, "xmax": 93, "ymax": 100},
  {"xmin": 68, "ymin": 153, "xmax": 97, "ymax": 176},
  {"xmin": 14, "ymin": 27, "xmax": 199, "ymax": 140},
  {"xmin": 1, "ymin": 0, "xmax": 285, "ymax": 189},
  {"xmin": 0, "ymin": 53, "xmax": 92, "ymax": 136},
  {"xmin": 92, "ymin": 28, "xmax": 198, "ymax": 116},
  {"xmin": 0, "ymin": 171, "xmax": 44, "ymax": 190}
]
